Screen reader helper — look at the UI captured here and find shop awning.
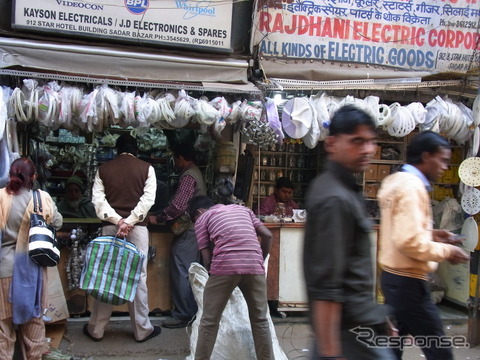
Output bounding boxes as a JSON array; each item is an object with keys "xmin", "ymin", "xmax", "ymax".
[
  {"xmin": 258, "ymin": 57, "xmax": 432, "ymax": 82},
  {"xmin": 0, "ymin": 37, "xmax": 249, "ymax": 85}
]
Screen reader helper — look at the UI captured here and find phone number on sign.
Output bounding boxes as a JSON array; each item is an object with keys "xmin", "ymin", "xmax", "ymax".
[
  {"xmin": 192, "ymin": 38, "xmax": 225, "ymax": 46},
  {"xmin": 156, "ymin": 35, "xmax": 191, "ymax": 43}
]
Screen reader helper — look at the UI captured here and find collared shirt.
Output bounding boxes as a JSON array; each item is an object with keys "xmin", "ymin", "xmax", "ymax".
[
  {"xmin": 401, "ymin": 164, "xmax": 431, "ymax": 190},
  {"xmin": 158, "ymin": 174, "xmax": 197, "ymax": 223},
  {"xmin": 195, "ymin": 204, "xmax": 265, "ymax": 276},
  {"xmin": 303, "ymin": 160, "xmax": 388, "ymax": 328}
]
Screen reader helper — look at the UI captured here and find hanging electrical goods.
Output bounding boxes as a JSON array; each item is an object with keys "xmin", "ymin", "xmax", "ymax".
[
  {"xmin": 2, "ymin": 79, "xmax": 477, "ymax": 146},
  {"xmin": 461, "ymin": 186, "xmax": 480, "ymax": 215},
  {"xmin": 458, "ymin": 157, "xmax": 480, "ymax": 187}
]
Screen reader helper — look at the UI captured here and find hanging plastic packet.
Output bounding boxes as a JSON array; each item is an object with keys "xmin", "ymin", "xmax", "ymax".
[
  {"xmin": 79, "ymin": 88, "xmax": 99, "ymax": 132},
  {"xmin": 173, "ymin": 89, "xmax": 195, "ymax": 128},
  {"xmin": 38, "ymin": 81, "xmax": 61, "ymax": 129},
  {"xmin": 120, "ymin": 90, "xmax": 136, "ymax": 127}
]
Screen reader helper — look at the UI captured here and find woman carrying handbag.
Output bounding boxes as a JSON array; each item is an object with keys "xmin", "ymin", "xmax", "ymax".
[{"xmin": 0, "ymin": 157, "xmax": 62, "ymax": 360}]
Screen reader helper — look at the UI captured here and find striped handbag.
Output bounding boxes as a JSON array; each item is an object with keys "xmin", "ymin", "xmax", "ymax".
[{"xmin": 79, "ymin": 236, "xmax": 145, "ymax": 305}]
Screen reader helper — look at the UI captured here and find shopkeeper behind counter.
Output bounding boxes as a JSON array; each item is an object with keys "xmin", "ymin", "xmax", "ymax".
[
  {"xmin": 257, "ymin": 177, "xmax": 299, "ymax": 217},
  {"xmin": 56, "ymin": 175, "xmax": 96, "ymax": 218}
]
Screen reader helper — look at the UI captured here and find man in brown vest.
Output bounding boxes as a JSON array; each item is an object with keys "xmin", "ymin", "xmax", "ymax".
[{"xmin": 85, "ymin": 133, "xmax": 161, "ymax": 343}]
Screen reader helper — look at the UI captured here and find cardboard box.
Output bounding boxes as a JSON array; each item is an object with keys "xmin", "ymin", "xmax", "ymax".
[
  {"xmin": 364, "ymin": 183, "xmax": 379, "ymax": 198},
  {"xmin": 365, "ymin": 165, "xmax": 378, "ymax": 181},
  {"xmin": 373, "ymin": 145, "xmax": 382, "ymax": 160},
  {"xmin": 377, "ymin": 165, "xmax": 391, "ymax": 181}
]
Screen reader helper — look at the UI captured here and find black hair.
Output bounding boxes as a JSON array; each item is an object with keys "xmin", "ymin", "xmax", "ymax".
[
  {"xmin": 187, "ymin": 195, "xmax": 215, "ymax": 221},
  {"xmin": 171, "ymin": 142, "xmax": 197, "ymax": 162},
  {"xmin": 329, "ymin": 105, "xmax": 376, "ymax": 136},
  {"xmin": 406, "ymin": 131, "xmax": 451, "ymax": 165},
  {"xmin": 275, "ymin": 177, "xmax": 294, "ymax": 189},
  {"xmin": 116, "ymin": 133, "xmax": 138, "ymax": 155}
]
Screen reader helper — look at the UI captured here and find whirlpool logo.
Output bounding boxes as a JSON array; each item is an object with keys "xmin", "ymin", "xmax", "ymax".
[{"xmin": 124, "ymin": 0, "xmax": 149, "ymax": 15}]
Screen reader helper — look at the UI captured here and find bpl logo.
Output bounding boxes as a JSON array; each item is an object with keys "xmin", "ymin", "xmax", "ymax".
[{"xmin": 125, "ymin": 0, "xmax": 149, "ymax": 14}]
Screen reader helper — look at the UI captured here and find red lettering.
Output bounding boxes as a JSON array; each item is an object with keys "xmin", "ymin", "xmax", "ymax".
[
  {"xmin": 298, "ymin": 16, "xmax": 310, "ymax": 35},
  {"xmin": 371, "ymin": 23, "xmax": 382, "ymax": 42},
  {"xmin": 381, "ymin": 24, "xmax": 392, "ymax": 42},
  {"xmin": 353, "ymin": 21, "xmax": 363, "ymax": 40},
  {"xmin": 321, "ymin": 17, "xmax": 333, "ymax": 37},
  {"xmin": 271, "ymin": 13, "xmax": 285, "ymax": 33},
  {"xmin": 415, "ymin": 27, "xmax": 425, "ymax": 46},
  {"xmin": 258, "ymin": 11, "xmax": 272, "ymax": 32},
  {"xmin": 308, "ymin": 16, "xmax": 322, "ymax": 36}
]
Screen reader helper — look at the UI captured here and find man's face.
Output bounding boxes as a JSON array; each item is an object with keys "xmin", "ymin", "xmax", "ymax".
[
  {"xmin": 65, "ymin": 183, "xmax": 82, "ymax": 202},
  {"xmin": 274, "ymin": 187, "xmax": 294, "ymax": 202},
  {"xmin": 326, "ymin": 124, "xmax": 377, "ymax": 173},
  {"xmin": 423, "ymin": 147, "xmax": 451, "ymax": 182}
]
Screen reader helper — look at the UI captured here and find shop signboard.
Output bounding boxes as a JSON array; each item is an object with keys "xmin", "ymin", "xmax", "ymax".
[
  {"xmin": 252, "ymin": 0, "xmax": 479, "ymax": 74},
  {"xmin": 12, "ymin": 0, "xmax": 234, "ymax": 53}
]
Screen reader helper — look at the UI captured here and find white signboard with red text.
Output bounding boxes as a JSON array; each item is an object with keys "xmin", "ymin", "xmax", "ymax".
[
  {"xmin": 252, "ymin": 0, "xmax": 479, "ymax": 73},
  {"xmin": 13, "ymin": 0, "xmax": 233, "ymax": 52}
]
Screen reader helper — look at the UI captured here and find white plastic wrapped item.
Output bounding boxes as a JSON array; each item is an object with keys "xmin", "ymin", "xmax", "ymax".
[
  {"xmin": 10, "ymin": 87, "xmax": 29, "ymax": 123},
  {"xmin": 282, "ymin": 97, "xmax": 313, "ymax": 139},
  {"xmin": 58, "ymin": 86, "xmax": 74, "ymax": 129},
  {"xmin": 310, "ymin": 92, "xmax": 331, "ymax": 140},
  {"xmin": 38, "ymin": 82, "xmax": 61, "ymax": 129},
  {"xmin": 97, "ymin": 85, "xmax": 120, "ymax": 127},
  {"xmin": 119, "ymin": 90, "xmax": 136, "ymax": 126},
  {"xmin": 239, "ymin": 100, "xmax": 262, "ymax": 122},
  {"xmin": 195, "ymin": 98, "xmax": 220, "ymax": 125},
  {"xmin": 210, "ymin": 96, "xmax": 231, "ymax": 120},
  {"xmin": 0, "ymin": 87, "xmax": 6, "ymax": 141},
  {"xmin": 22, "ymin": 79, "xmax": 39, "ymax": 122},
  {"xmin": 186, "ymin": 263, "xmax": 288, "ymax": 360},
  {"xmin": 79, "ymin": 88, "xmax": 99, "ymax": 132},
  {"xmin": 472, "ymin": 94, "xmax": 480, "ymax": 126},
  {"xmin": 387, "ymin": 104, "xmax": 416, "ymax": 137},
  {"xmin": 406, "ymin": 102, "xmax": 426, "ymax": 124},
  {"xmin": 363, "ymin": 95, "xmax": 381, "ymax": 122},
  {"xmin": 155, "ymin": 93, "xmax": 176, "ymax": 128},
  {"xmin": 174, "ymin": 89, "xmax": 195, "ymax": 128},
  {"xmin": 303, "ymin": 98, "xmax": 320, "ymax": 149},
  {"xmin": 227, "ymin": 100, "xmax": 242, "ymax": 124},
  {"xmin": 377, "ymin": 103, "xmax": 392, "ymax": 127},
  {"xmin": 134, "ymin": 93, "xmax": 153, "ymax": 129}
]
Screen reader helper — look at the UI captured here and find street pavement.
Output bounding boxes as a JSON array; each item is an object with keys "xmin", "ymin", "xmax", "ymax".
[{"xmin": 51, "ymin": 305, "xmax": 480, "ymax": 360}]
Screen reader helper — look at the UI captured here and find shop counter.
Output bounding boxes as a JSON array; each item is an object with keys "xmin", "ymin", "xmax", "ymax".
[
  {"xmin": 265, "ymin": 222, "xmax": 380, "ymax": 312},
  {"xmin": 58, "ymin": 219, "xmax": 173, "ymax": 315}
]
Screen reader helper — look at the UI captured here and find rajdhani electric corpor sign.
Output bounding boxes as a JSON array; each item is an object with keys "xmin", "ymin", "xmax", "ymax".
[
  {"xmin": 12, "ymin": 0, "xmax": 233, "ymax": 53},
  {"xmin": 252, "ymin": 0, "xmax": 479, "ymax": 73}
]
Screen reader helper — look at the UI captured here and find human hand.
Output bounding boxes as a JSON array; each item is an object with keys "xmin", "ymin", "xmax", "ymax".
[
  {"xmin": 147, "ymin": 215, "xmax": 158, "ymax": 225},
  {"xmin": 117, "ymin": 219, "xmax": 133, "ymax": 237},
  {"xmin": 447, "ymin": 246, "xmax": 470, "ymax": 264},
  {"xmin": 433, "ymin": 229, "xmax": 455, "ymax": 243}
]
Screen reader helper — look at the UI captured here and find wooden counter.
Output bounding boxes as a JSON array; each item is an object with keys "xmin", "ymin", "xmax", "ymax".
[{"xmin": 264, "ymin": 222, "xmax": 308, "ymax": 311}]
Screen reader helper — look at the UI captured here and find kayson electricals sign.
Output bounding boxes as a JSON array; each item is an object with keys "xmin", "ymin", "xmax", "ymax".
[{"xmin": 13, "ymin": 0, "xmax": 234, "ymax": 53}]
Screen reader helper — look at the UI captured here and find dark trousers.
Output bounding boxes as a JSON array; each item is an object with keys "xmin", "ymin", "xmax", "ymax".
[
  {"xmin": 170, "ymin": 229, "xmax": 200, "ymax": 321},
  {"xmin": 381, "ymin": 271, "xmax": 454, "ymax": 360}
]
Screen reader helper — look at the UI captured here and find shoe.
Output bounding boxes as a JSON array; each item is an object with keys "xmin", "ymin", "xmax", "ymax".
[
  {"xmin": 83, "ymin": 324, "xmax": 103, "ymax": 342},
  {"xmin": 137, "ymin": 325, "xmax": 162, "ymax": 342},
  {"xmin": 162, "ymin": 318, "xmax": 190, "ymax": 329}
]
